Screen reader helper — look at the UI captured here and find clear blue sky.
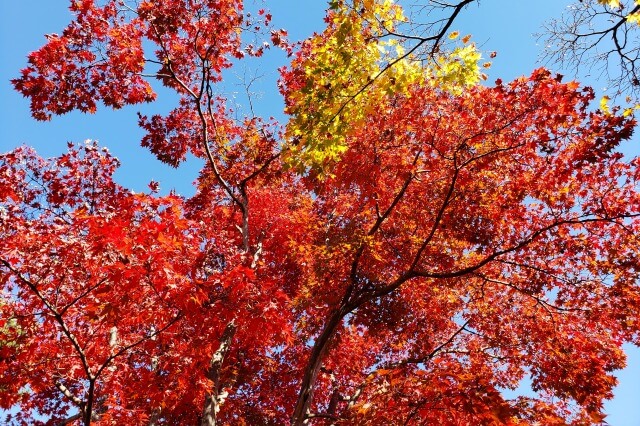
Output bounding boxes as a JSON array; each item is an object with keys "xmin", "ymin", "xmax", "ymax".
[{"xmin": 1, "ymin": 1, "xmax": 638, "ymax": 425}]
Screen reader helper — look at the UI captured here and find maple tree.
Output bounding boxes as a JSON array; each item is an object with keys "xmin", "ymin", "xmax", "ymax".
[{"xmin": 2, "ymin": 0, "xmax": 640, "ymax": 425}]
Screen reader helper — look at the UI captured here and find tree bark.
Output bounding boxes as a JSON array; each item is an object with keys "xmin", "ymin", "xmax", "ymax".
[
  {"xmin": 291, "ymin": 308, "xmax": 346, "ymax": 426},
  {"xmin": 201, "ymin": 321, "xmax": 237, "ymax": 426}
]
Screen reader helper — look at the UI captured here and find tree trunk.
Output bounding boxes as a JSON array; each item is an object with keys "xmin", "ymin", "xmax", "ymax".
[
  {"xmin": 291, "ymin": 309, "xmax": 345, "ymax": 425},
  {"xmin": 201, "ymin": 321, "xmax": 237, "ymax": 426}
]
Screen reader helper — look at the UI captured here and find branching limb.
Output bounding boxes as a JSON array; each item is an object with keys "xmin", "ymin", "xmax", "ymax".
[
  {"xmin": 55, "ymin": 381, "xmax": 84, "ymax": 408},
  {"xmin": 1, "ymin": 260, "xmax": 94, "ymax": 381},
  {"xmin": 540, "ymin": 1, "xmax": 640, "ymax": 98}
]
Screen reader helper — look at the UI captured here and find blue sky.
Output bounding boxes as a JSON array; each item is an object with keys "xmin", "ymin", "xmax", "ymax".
[{"xmin": 1, "ymin": 1, "xmax": 639, "ymax": 424}]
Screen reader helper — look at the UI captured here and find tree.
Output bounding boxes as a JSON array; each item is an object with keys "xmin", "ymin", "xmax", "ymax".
[
  {"xmin": 542, "ymin": 0, "xmax": 640, "ymax": 99},
  {"xmin": 2, "ymin": 0, "xmax": 640, "ymax": 425}
]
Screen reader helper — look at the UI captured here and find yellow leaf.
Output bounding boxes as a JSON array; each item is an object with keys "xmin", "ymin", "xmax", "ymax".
[
  {"xmin": 600, "ymin": 95, "xmax": 611, "ymax": 114},
  {"xmin": 598, "ymin": 0, "xmax": 620, "ymax": 7},
  {"xmin": 628, "ymin": 11, "xmax": 640, "ymax": 24}
]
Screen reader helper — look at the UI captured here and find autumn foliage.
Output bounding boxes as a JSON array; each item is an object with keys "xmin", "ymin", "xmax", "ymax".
[{"xmin": 2, "ymin": 1, "xmax": 640, "ymax": 425}]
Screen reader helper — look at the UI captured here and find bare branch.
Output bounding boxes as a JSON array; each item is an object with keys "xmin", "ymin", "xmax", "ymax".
[{"xmin": 540, "ymin": 0, "xmax": 640, "ymax": 98}]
